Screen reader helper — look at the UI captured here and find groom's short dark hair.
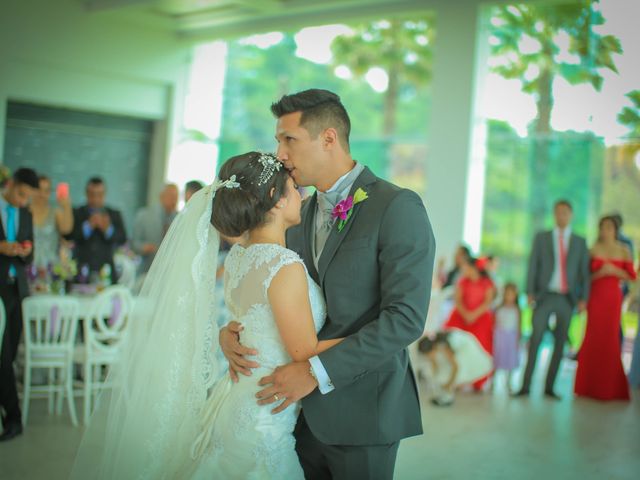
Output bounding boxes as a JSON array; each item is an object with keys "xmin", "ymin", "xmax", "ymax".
[{"xmin": 270, "ymin": 89, "xmax": 351, "ymax": 152}]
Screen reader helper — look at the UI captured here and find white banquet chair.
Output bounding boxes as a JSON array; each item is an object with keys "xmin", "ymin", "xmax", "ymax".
[
  {"xmin": 74, "ymin": 285, "xmax": 133, "ymax": 424},
  {"xmin": 22, "ymin": 295, "xmax": 80, "ymax": 426},
  {"xmin": 114, "ymin": 253, "xmax": 137, "ymax": 290}
]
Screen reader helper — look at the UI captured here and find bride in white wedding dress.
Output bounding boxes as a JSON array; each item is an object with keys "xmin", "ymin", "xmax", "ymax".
[{"xmin": 71, "ymin": 152, "xmax": 340, "ymax": 479}]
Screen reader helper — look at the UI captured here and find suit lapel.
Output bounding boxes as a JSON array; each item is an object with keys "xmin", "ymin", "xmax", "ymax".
[
  {"xmin": 317, "ymin": 167, "xmax": 377, "ymax": 286},
  {"xmin": 301, "ymin": 193, "xmax": 320, "ymax": 285},
  {"xmin": 566, "ymin": 233, "xmax": 576, "ymax": 270},
  {"xmin": 547, "ymin": 231, "xmax": 555, "ymax": 264},
  {"xmin": 17, "ymin": 208, "xmax": 27, "ymax": 240}
]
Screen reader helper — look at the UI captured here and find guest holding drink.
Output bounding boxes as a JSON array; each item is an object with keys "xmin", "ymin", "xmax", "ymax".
[
  {"xmin": 574, "ymin": 216, "xmax": 635, "ymax": 401},
  {"xmin": 30, "ymin": 176, "xmax": 73, "ymax": 270}
]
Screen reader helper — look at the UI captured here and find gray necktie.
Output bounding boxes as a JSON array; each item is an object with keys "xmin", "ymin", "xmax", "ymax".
[{"xmin": 315, "ymin": 192, "xmax": 339, "ymax": 258}]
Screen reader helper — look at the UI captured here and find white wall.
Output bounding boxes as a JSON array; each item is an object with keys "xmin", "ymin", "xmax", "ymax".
[{"xmin": 0, "ymin": 0, "xmax": 195, "ymax": 203}]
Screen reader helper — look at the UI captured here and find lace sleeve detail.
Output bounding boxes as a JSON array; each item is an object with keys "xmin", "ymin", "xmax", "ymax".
[{"xmin": 263, "ymin": 248, "xmax": 305, "ymax": 295}]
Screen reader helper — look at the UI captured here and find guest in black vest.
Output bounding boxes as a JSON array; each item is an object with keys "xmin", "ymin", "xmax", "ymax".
[
  {"xmin": 0, "ymin": 167, "xmax": 38, "ymax": 442},
  {"xmin": 67, "ymin": 177, "xmax": 126, "ymax": 284}
]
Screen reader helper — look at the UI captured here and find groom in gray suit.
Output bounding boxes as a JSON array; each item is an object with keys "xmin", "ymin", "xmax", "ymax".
[
  {"xmin": 515, "ymin": 199, "xmax": 590, "ymax": 399},
  {"xmin": 220, "ymin": 89, "xmax": 435, "ymax": 479}
]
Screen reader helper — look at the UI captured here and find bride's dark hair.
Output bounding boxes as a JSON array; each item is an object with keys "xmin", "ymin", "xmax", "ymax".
[{"xmin": 211, "ymin": 151, "xmax": 290, "ymax": 237}]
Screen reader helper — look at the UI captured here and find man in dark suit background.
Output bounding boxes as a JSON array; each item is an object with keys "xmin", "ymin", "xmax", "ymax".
[
  {"xmin": 0, "ymin": 167, "xmax": 38, "ymax": 442},
  {"xmin": 516, "ymin": 199, "xmax": 590, "ymax": 400},
  {"xmin": 68, "ymin": 177, "xmax": 126, "ymax": 284}
]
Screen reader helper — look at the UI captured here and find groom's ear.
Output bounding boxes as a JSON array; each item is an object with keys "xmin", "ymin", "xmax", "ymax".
[{"xmin": 322, "ymin": 127, "xmax": 338, "ymax": 150}]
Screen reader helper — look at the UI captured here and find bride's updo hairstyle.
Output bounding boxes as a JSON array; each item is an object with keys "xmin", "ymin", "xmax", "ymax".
[{"xmin": 211, "ymin": 151, "xmax": 290, "ymax": 237}]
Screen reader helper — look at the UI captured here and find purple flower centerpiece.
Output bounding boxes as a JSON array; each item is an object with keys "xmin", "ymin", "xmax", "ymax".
[
  {"xmin": 78, "ymin": 264, "xmax": 90, "ymax": 284},
  {"xmin": 27, "ymin": 264, "xmax": 38, "ymax": 283}
]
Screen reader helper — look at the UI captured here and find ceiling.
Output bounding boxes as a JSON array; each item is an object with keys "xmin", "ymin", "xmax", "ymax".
[{"xmin": 81, "ymin": 0, "xmax": 451, "ymax": 40}]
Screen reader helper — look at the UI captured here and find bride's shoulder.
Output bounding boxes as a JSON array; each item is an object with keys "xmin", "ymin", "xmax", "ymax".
[
  {"xmin": 262, "ymin": 244, "xmax": 303, "ymax": 264},
  {"xmin": 233, "ymin": 243, "xmax": 302, "ymax": 266}
]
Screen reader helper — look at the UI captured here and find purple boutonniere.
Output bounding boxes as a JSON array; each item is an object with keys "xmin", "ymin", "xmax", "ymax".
[{"xmin": 331, "ymin": 188, "xmax": 368, "ymax": 232}]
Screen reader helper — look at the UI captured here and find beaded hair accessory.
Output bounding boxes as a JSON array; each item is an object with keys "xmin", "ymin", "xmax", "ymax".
[
  {"xmin": 256, "ymin": 153, "xmax": 282, "ymax": 186},
  {"xmin": 212, "ymin": 174, "xmax": 241, "ymax": 192}
]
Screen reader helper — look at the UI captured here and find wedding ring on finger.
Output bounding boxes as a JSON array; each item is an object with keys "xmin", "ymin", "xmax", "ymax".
[{"xmin": 273, "ymin": 394, "xmax": 279, "ymax": 401}]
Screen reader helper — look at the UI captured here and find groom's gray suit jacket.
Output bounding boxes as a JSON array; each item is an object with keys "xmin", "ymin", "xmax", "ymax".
[{"xmin": 286, "ymin": 166, "xmax": 435, "ymax": 446}]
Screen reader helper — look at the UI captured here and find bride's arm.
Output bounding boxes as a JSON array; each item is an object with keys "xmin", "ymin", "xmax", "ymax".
[{"xmin": 268, "ymin": 262, "xmax": 342, "ymax": 362}]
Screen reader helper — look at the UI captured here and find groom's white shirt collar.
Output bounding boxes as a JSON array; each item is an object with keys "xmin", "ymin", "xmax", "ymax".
[{"xmin": 320, "ymin": 161, "xmax": 363, "ymax": 194}]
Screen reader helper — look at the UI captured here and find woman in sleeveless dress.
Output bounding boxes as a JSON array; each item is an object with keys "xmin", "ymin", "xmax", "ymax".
[
  {"xmin": 71, "ymin": 152, "xmax": 341, "ymax": 479},
  {"xmin": 574, "ymin": 215, "xmax": 636, "ymax": 401},
  {"xmin": 30, "ymin": 175, "xmax": 73, "ymax": 269}
]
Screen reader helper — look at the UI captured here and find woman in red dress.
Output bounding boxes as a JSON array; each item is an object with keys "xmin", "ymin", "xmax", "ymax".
[
  {"xmin": 444, "ymin": 257, "xmax": 495, "ymax": 390},
  {"xmin": 574, "ymin": 216, "xmax": 636, "ymax": 401}
]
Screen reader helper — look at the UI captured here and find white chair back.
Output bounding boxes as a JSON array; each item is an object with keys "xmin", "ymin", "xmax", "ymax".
[
  {"xmin": 78, "ymin": 285, "xmax": 133, "ymax": 424},
  {"xmin": 85, "ymin": 285, "xmax": 134, "ymax": 350},
  {"xmin": 21, "ymin": 295, "xmax": 80, "ymax": 426},
  {"xmin": 0, "ymin": 298, "xmax": 5, "ymax": 344},
  {"xmin": 115, "ymin": 253, "xmax": 137, "ymax": 290},
  {"xmin": 23, "ymin": 295, "xmax": 80, "ymax": 352}
]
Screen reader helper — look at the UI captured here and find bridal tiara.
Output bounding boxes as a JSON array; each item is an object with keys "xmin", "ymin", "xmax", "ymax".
[
  {"xmin": 212, "ymin": 152, "xmax": 282, "ymax": 192},
  {"xmin": 256, "ymin": 152, "xmax": 282, "ymax": 186},
  {"xmin": 212, "ymin": 174, "xmax": 240, "ymax": 192}
]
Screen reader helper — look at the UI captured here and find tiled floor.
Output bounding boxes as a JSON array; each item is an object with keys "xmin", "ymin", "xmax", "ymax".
[{"xmin": 1, "ymin": 346, "xmax": 638, "ymax": 480}]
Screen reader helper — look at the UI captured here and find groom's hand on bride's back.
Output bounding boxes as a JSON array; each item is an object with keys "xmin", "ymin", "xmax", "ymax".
[{"xmin": 219, "ymin": 321, "xmax": 260, "ymax": 382}]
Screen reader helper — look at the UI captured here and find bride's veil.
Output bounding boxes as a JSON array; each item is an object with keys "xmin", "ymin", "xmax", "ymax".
[{"xmin": 70, "ymin": 185, "xmax": 222, "ymax": 479}]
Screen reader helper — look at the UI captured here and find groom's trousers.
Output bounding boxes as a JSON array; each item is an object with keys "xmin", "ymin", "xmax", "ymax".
[{"xmin": 294, "ymin": 412, "xmax": 399, "ymax": 480}]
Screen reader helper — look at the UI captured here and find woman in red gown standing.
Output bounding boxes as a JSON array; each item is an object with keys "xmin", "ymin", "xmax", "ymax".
[
  {"xmin": 445, "ymin": 257, "xmax": 495, "ymax": 390},
  {"xmin": 574, "ymin": 216, "xmax": 636, "ymax": 401}
]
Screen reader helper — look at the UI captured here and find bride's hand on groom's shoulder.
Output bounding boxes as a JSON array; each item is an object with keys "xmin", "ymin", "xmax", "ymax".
[
  {"xmin": 256, "ymin": 361, "xmax": 318, "ymax": 414},
  {"xmin": 219, "ymin": 321, "xmax": 260, "ymax": 382}
]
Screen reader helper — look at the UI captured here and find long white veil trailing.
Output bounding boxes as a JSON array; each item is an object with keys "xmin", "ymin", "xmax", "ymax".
[{"xmin": 70, "ymin": 185, "xmax": 221, "ymax": 479}]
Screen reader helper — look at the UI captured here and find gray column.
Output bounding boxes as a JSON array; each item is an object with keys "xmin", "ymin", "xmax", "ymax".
[{"xmin": 426, "ymin": 0, "xmax": 484, "ymax": 258}]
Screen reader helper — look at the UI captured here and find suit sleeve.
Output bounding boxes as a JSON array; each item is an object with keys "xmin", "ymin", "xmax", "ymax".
[
  {"xmin": 526, "ymin": 233, "xmax": 541, "ymax": 297},
  {"xmin": 317, "ymin": 190, "xmax": 435, "ymax": 390},
  {"xmin": 109, "ymin": 209, "xmax": 127, "ymax": 247},
  {"xmin": 66, "ymin": 208, "xmax": 85, "ymax": 242},
  {"xmin": 17, "ymin": 210, "xmax": 35, "ymax": 266}
]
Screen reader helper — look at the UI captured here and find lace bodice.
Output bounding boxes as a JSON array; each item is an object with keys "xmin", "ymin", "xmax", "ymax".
[
  {"xmin": 224, "ymin": 243, "xmax": 326, "ymax": 369},
  {"xmin": 187, "ymin": 243, "xmax": 326, "ymax": 479}
]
